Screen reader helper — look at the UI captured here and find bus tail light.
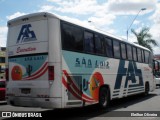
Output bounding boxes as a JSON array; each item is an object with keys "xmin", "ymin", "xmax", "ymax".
[
  {"xmin": 5, "ymin": 68, "xmax": 9, "ymax": 81},
  {"xmin": 48, "ymin": 66, "xmax": 54, "ymax": 80}
]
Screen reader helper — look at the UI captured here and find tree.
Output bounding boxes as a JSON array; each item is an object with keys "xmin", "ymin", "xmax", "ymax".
[{"xmin": 131, "ymin": 27, "xmax": 158, "ymax": 52}]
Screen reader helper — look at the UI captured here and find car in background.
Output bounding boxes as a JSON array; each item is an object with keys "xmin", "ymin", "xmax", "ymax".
[
  {"xmin": 0, "ymin": 79, "xmax": 6, "ymax": 101},
  {"xmin": 154, "ymin": 75, "xmax": 160, "ymax": 87}
]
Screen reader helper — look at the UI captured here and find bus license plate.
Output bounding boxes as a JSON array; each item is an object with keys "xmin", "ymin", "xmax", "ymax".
[{"xmin": 21, "ymin": 88, "xmax": 31, "ymax": 94}]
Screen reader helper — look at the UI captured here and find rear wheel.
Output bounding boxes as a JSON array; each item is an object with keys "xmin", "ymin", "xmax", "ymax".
[
  {"xmin": 99, "ymin": 87, "xmax": 110, "ymax": 109},
  {"xmin": 144, "ymin": 82, "xmax": 149, "ymax": 96}
]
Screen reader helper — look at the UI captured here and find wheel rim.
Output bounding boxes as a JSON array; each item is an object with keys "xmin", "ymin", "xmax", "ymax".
[{"xmin": 101, "ymin": 92, "xmax": 107, "ymax": 106}]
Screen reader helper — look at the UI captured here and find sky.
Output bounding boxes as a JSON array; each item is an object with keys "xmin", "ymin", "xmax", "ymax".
[{"xmin": 0, "ymin": 0, "xmax": 160, "ymax": 54}]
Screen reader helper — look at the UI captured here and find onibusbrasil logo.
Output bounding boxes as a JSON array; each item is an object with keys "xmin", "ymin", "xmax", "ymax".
[
  {"xmin": 1, "ymin": 112, "xmax": 42, "ymax": 118},
  {"xmin": 17, "ymin": 24, "xmax": 37, "ymax": 43}
]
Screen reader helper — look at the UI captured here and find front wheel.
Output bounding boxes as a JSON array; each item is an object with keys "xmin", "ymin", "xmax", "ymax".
[{"xmin": 99, "ymin": 87, "xmax": 110, "ymax": 109}]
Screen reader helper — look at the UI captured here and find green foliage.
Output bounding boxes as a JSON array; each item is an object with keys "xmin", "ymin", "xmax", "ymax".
[{"xmin": 131, "ymin": 27, "xmax": 158, "ymax": 52}]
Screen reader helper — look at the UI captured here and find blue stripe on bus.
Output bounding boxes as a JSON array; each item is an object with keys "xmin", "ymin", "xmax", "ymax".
[{"xmin": 114, "ymin": 60, "xmax": 144, "ymax": 90}]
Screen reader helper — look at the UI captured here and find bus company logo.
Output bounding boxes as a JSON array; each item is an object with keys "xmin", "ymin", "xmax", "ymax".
[
  {"xmin": 17, "ymin": 24, "xmax": 37, "ymax": 43},
  {"xmin": 16, "ymin": 47, "xmax": 36, "ymax": 53},
  {"xmin": 114, "ymin": 60, "xmax": 143, "ymax": 90}
]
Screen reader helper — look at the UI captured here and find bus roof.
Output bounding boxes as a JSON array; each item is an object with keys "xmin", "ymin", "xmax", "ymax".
[{"xmin": 7, "ymin": 12, "xmax": 150, "ymax": 52}]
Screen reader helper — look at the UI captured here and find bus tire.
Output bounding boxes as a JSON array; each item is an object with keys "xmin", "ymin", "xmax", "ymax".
[
  {"xmin": 144, "ymin": 82, "xmax": 149, "ymax": 96},
  {"xmin": 98, "ymin": 87, "xmax": 110, "ymax": 109}
]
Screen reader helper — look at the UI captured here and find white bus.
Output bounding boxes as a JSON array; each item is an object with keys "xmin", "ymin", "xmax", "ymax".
[{"xmin": 6, "ymin": 12, "xmax": 156, "ymax": 109}]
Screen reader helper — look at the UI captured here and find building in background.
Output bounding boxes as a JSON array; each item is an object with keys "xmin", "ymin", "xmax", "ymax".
[
  {"xmin": 0, "ymin": 47, "xmax": 6, "ymax": 79},
  {"xmin": 154, "ymin": 54, "xmax": 160, "ymax": 61}
]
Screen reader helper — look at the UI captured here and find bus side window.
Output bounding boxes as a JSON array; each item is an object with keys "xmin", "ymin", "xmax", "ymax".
[
  {"xmin": 84, "ymin": 31, "xmax": 95, "ymax": 54},
  {"xmin": 137, "ymin": 48, "xmax": 142, "ymax": 62},
  {"xmin": 104, "ymin": 38, "xmax": 113, "ymax": 58},
  {"xmin": 113, "ymin": 40, "xmax": 120, "ymax": 59},
  {"xmin": 133, "ymin": 47, "xmax": 137, "ymax": 61},
  {"xmin": 126, "ymin": 44, "xmax": 132, "ymax": 60},
  {"xmin": 141, "ymin": 50, "xmax": 145, "ymax": 63},
  {"xmin": 144, "ymin": 51, "xmax": 149, "ymax": 64},
  {"xmin": 95, "ymin": 34, "xmax": 104, "ymax": 55},
  {"xmin": 61, "ymin": 23, "xmax": 83, "ymax": 52},
  {"xmin": 121, "ymin": 43, "xmax": 127, "ymax": 59}
]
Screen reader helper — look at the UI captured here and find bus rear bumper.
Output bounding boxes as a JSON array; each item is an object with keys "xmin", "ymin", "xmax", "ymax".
[{"xmin": 7, "ymin": 97, "xmax": 62, "ymax": 109}]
